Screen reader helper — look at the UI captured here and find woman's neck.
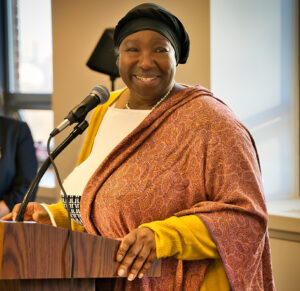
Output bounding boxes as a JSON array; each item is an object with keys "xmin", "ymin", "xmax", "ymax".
[{"xmin": 114, "ymin": 83, "xmax": 186, "ymax": 110}]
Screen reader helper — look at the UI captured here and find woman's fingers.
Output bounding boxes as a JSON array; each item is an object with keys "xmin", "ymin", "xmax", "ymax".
[
  {"xmin": 32, "ymin": 210, "xmax": 51, "ymax": 225},
  {"xmin": 1, "ymin": 203, "xmax": 32, "ymax": 221},
  {"xmin": 1, "ymin": 202, "xmax": 51, "ymax": 225},
  {"xmin": 116, "ymin": 231, "xmax": 138, "ymax": 264},
  {"xmin": 1, "ymin": 203, "xmax": 19, "ymax": 220},
  {"xmin": 8, "ymin": 204, "xmax": 21, "ymax": 221},
  {"xmin": 1, "ymin": 212, "xmax": 13, "ymax": 221},
  {"xmin": 31, "ymin": 204, "xmax": 51, "ymax": 225},
  {"xmin": 116, "ymin": 231, "xmax": 141, "ymax": 277},
  {"xmin": 116, "ymin": 227, "xmax": 157, "ymax": 281},
  {"xmin": 126, "ymin": 245, "xmax": 156, "ymax": 281},
  {"xmin": 136, "ymin": 249, "xmax": 157, "ymax": 279}
]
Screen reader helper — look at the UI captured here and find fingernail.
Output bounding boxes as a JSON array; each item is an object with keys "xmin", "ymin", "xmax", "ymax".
[
  {"xmin": 118, "ymin": 268, "xmax": 125, "ymax": 276},
  {"xmin": 117, "ymin": 254, "xmax": 123, "ymax": 262},
  {"xmin": 138, "ymin": 273, "xmax": 144, "ymax": 279},
  {"xmin": 128, "ymin": 273, "xmax": 135, "ymax": 281}
]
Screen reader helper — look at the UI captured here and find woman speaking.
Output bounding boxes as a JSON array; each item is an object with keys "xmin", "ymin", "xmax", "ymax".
[{"xmin": 3, "ymin": 3, "xmax": 275, "ymax": 290}]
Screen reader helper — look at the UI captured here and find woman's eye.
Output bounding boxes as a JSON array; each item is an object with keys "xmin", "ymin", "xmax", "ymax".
[
  {"xmin": 127, "ymin": 47, "xmax": 138, "ymax": 52},
  {"xmin": 155, "ymin": 48, "xmax": 168, "ymax": 53}
]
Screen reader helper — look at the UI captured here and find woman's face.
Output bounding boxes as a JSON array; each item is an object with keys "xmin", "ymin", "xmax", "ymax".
[{"xmin": 117, "ymin": 30, "xmax": 177, "ymax": 103}]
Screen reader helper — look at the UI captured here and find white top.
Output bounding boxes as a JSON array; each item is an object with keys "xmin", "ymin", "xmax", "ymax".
[
  {"xmin": 43, "ymin": 107, "xmax": 151, "ymax": 226},
  {"xmin": 62, "ymin": 106, "xmax": 150, "ymax": 197}
]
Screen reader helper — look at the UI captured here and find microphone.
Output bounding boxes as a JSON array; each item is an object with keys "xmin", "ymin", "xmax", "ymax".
[{"xmin": 50, "ymin": 85, "xmax": 110, "ymax": 137}]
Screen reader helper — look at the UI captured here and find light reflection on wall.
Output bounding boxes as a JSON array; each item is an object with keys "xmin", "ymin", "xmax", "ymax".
[{"xmin": 210, "ymin": 0, "xmax": 296, "ymax": 200}]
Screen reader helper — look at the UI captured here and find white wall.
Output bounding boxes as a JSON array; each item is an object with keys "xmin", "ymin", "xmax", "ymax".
[{"xmin": 210, "ymin": 0, "xmax": 299, "ymax": 201}]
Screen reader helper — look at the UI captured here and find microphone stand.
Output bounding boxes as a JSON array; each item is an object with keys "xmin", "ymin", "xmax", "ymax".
[{"xmin": 15, "ymin": 120, "xmax": 89, "ymax": 222}]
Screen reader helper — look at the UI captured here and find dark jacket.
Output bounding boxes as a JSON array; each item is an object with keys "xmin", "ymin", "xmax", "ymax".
[{"xmin": 0, "ymin": 116, "xmax": 37, "ymax": 210}]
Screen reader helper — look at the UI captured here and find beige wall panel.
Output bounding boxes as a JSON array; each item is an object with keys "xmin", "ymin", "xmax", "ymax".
[{"xmin": 270, "ymin": 237, "xmax": 300, "ymax": 291}]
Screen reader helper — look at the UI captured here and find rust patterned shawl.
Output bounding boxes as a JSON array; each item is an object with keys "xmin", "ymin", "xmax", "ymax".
[{"xmin": 81, "ymin": 86, "xmax": 275, "ymax": 291}]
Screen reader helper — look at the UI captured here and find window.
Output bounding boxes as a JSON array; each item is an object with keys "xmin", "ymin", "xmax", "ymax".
[
  {"xmin": 210, "ymin": 0, "xmax": 299, "ymax": 200},
  {"xmin": 7, "ymin": 0, "xmax": 53, "ymax": 94},
  {"xmin": 1, "ymin": 0, "xmax": 54, "ymax": 189}
]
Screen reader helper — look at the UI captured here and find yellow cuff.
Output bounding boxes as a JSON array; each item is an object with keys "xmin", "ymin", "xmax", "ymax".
[
  {"xmin": 45, "ymin": 199, "xmax": 86, "ymax": 232},
  {"xmin": 140, "ymin": 215, "xmax": 219, "ymax": 260}
]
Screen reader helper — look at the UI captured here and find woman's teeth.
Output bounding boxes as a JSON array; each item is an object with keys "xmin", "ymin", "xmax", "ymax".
[{"xmin": 136, "ymin": 76, "xmax": 156, "ymax": 82}]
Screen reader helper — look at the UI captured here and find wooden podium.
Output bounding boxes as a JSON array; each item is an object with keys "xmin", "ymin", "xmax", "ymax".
[{"xmin": 0, "ymin": 221, "xmax": 161, "ymax": 290}]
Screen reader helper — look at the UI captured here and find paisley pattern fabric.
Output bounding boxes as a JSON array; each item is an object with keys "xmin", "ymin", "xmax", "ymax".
[{"xmin": 80, "ymin": 86, "xmax": 275, "ymax": 290}]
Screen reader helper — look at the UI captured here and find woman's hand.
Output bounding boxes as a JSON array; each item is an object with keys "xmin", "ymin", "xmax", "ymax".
[
  {"xmin": 116, "ymin": 227, "xmax": 157, "ymax": 281},
  {"xmin": 1, "ymin": 202, "xmax": 52, "ymax": 225}
]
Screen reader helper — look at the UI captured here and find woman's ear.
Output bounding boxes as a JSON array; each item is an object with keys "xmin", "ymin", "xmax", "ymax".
[{"xmin": 115, "ymin": 47, "xmax": 120, "ymax": 68}]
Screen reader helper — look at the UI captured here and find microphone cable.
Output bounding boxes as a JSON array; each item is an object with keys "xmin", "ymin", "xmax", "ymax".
[{"xmin": 47, "ymin": 135, "xmax": 75, "ymax": 291}]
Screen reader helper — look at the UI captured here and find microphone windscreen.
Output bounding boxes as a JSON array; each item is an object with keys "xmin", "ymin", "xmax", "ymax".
[{"xmin": 90, "ymin": 85, "xmax": 110, "ymax": 104}]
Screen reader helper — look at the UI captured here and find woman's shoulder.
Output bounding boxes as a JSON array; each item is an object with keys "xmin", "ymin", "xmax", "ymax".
[
  {"xmin": 174, "ymin": 88, "xmax": 253, "ymax": 147},
  {"xmin": 182, "ymin": 87, "xmax": 236, "ymax": 121},
  {"xmin": 180, "ymin": 87, "xmax": 248, "ymax": 134}
]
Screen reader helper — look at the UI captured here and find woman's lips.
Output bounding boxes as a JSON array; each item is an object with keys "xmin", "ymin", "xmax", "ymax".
[
  {"xmin": 135, "ymin": 75, "xmax": 157, "ymax": 82},
  {"xmin": 133, "ymin": 75, "xmax": 160, "ymax": 86}
]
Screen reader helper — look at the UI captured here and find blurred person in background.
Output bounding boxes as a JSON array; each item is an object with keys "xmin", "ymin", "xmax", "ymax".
[{"xmin": 0, "ymin": 115, "xmax": 37, "ymax": 217}]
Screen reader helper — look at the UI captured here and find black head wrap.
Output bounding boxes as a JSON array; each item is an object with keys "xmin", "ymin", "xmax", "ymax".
[{"xmin": 114, "ymin": 3, "xmax": 190, "ymax": 64}]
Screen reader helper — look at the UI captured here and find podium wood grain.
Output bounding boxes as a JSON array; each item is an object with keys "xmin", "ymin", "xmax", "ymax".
[{"xmin": 0, "ymin": 222, "xmax": 161, "ymax": 290}]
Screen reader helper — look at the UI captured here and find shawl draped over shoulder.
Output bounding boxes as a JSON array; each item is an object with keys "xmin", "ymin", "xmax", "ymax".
[{"xmin": 80, "ymin": 86, "xmax": 275, "ymax": 291}]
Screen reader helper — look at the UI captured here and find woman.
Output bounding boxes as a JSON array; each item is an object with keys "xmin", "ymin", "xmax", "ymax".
[{"xmin": 3, "ymin": 3, "xmax": 275, "ymax": 290}]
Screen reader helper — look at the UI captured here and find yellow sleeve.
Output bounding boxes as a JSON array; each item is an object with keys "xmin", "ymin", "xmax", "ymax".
[
  {"xmin": 139, "ymin": 214, "xmax": 219, "ymax": 260},
  {"xmin": 46, "ymin": 200, "xmax": 85, "ymax": 232},
  {"xmin": 140, "ymin": 215, "xmax": 231, "ymax": 291}
]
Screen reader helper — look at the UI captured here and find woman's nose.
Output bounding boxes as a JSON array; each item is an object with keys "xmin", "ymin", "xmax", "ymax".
[{"xmin": 138, "ymin": 51, "xmax": 155, "ymax": 69}]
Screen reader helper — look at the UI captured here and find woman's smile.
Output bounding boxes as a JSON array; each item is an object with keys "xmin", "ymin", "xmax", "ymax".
[
  {"xmin": 135, "ymin": 75, "xmax": 157, "ymax": 82},
  {"xmin": 133, "ymin": 74, "xmax": 160, "ymax": 87}
]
